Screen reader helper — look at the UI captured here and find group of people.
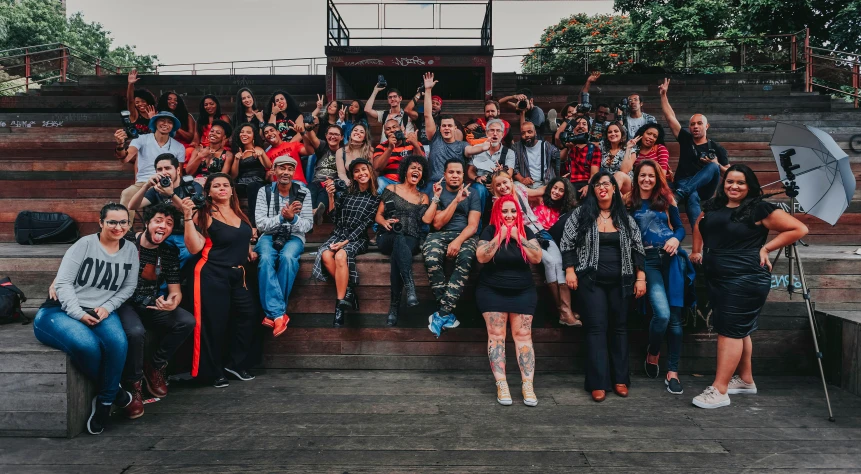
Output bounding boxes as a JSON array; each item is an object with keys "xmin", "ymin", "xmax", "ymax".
[{"xmin": 33, "ymin": 71, "xmax": 809, "ymax": 436}]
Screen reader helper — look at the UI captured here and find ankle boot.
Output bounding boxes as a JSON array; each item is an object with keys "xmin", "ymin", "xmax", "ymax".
[
  {"xmin": 386, "ymin": 295, "xmax": 400, "ymax": 327},
  {"xmin": 333, "ymin": 300, "xmax": 345, "ymax": 327},
  {"xmin": 343, "ymin": 286, "xmax": 359, "ymax": 311},
  {"xmin": 557, "ymin": 283, "xmax": 580, "ymax": 326},
  {"xmin": 402, "ymin": 274, "xmax": 419, "ymax": 307}
]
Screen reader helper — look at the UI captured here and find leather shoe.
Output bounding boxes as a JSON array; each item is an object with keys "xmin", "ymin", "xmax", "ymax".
[
  {"xmin": 591, "ymin": 390, "xmax": 606, "ymax": 402},
  {"xmin": 614, "ymin": 384, "xmax": 629, "ymax": 397}
]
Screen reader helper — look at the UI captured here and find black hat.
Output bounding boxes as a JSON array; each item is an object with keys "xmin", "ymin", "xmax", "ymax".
[{"xmin": 348, "ymin": 158, "xmax": 373, "ymax": 173}]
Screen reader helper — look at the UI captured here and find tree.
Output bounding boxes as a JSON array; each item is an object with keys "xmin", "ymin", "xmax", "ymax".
[{"xmin": 521, "ymin": 14, "xmax": 633, "ymax": 74}]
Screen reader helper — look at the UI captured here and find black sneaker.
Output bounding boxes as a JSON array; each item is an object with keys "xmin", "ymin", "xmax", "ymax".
[
  {"xmin": 666, "ymin": 377, "xmax": 684, "ymax": 395},
  {"xmin": 644, "ymin": 346, "xmax": 660, "ymax": 379},
  {"xmin": 114, "ymin": 386, "xmax": 133, "ymax": 409},
  {"xmin": 224, "ymin": 367, "xmax": 255, "ymax": 381},
  {"xmin": 87, "ymin": 397, "xmax": 112, "ymax": 435},
  {"xmin": 213, "ymin": 376, "xmax": 230, "ymax": 388}
]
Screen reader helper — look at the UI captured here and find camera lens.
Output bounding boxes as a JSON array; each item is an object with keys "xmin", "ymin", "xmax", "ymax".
[{"xmin": 159, "ymin": 176, "xmax": 171, "ymax": 188}]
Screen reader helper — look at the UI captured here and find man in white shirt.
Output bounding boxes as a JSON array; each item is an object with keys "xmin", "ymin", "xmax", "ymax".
[
  {"xmin": 365, "ymin": 83, "xmax": 415, "ymax": 142},
  {"xmin": 464, "ymin": 119, "xmax": 515, "ymax": 212},
  {"xmin": 114, "ymin": 111, "xmax": 185, "ymax": 225}
]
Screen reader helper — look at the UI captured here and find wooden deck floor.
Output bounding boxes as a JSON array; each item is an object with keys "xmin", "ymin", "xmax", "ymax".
[{"xmin": 1, "ymin": 370, "xmax": 860, "ymax": 472}]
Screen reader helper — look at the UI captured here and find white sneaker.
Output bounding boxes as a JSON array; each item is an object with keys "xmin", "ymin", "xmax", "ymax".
[
  {"xmin": 496, "ymin": 379, "xmax": 512, "ymax": 406},
  {"xmin": 692, "ymin": 386, "xmax": 730, "ymax": 409},
  {"xmin": 522, "ymin": 380, "xmax": 538, "ymax": 407},
  {"xmin": 547, "ymin": 109, "xmax": 559, "ymax": 132},
  {"xmin": 727, "ymin": 375, "xmax": 758, "ymax": 394}
]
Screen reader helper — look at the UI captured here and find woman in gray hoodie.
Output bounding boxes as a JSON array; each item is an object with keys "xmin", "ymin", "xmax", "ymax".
[{"xmin": 33, "ymin": 203, "xmax": 139, "ymax": 435}]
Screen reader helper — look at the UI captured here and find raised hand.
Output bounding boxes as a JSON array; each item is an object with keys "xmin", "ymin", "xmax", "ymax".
[
  {"xmin": 455, "ymin": 184, "xmax": 470, "ymax": 203},
  {"xmin": 316, "ymin": 94, "xmax": 324, "ymax": 110},
  {"xmin": 586, "ymin": 71, "xmax": 601, "ymax": 83},
  {"xmin": 432, "ymin": 177, "xmax": 444, "ymax": 198},
  {"xmin": 658, "ymin": 78, "xmax": 670, "ymax": 96},
  {"xmin": 626, "ymin": 136, "xmax": 642, "ymax": 149},
  {"xmin": 145, "ymin": 105, "xmax": 156, "ymax": 119},
  {"xmin": 338, "ymin": 105, "xmax": 346, "ymax": 122},
  {"xmin": 423, "ymin": 72, "xmax": 438, "ymax": 90},
  {"xmin": 128, "ymin": 69, "xmax": 140, "ymax": 84}
]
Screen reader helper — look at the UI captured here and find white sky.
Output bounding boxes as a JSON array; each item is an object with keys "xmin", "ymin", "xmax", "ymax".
[{"xmin": 66, "ymin": 0, "xmax": 614, "ymax": 73}]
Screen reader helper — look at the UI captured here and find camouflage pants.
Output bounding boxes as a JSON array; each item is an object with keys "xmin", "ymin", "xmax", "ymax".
[{"xmin": 421, "ymin": 231, "xmax": 477, "ymax": 315}]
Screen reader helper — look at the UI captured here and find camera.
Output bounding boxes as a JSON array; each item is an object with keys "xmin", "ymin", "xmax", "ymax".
[
  {"xmin": 333, "ymin": 178, "xmax": 347, "ymax": 200},
  {"xmin": 139, "ymin": 294, "xmax": 157, "ymax": 308},
  {"xmin": 393, "ymin": 130, "xmax": 406, "ymax": 145},
  {"xmin": 559, "ymin": 123, "xmax": 589, "ymax": 146},
  {"xmin": 120, "ymin": 110, "xmax": 139, "ymax": 140},
  {"xmin": 377, "ymin": 75, "xmax": 387, "ymax": 88},
  {"xmin": 416, "ymin": 84, "xmax": 425, "ymax": 95},
  {"xmin": 576, "ymin": 92, "xmax": 593, "ymax": 114},
  {"xmin": 302, "ymin": 112, "xmax": 316, "ymax": 130},
  {"xmin": 158, "ymin": 175, "xmax": 172, "ymax": 188},
  {"xmin": 384, "ymin": 200, "xmax": 403, "ymax": 233},
  {"xmin": 516, "ymin": 99, "xmax": 528, "ymax": 110},
  {"xmin": 616, "ymin": 97, "xmax": 629, "ymax": 117},
  {"xmin": 271, "ymin": 225, "xmax": 292, "ymax": 251},
  {"xmin": 180, "ymin": 174, "xmax": 206, "ymax": 209}
]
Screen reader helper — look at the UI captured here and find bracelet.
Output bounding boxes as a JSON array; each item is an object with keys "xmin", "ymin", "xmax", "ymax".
[
  {"xmin": 636, "ymin": 279, "xmax": 646, "ymax": 282},
  {"xmin": 431, "ymin": 197, "xmax": 441, "ymax": 204}
]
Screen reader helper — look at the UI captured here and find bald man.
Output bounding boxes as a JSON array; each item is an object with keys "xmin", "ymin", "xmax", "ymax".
[{"xmin": 659, "ymin": 78, "xmax": 729, "ymax": 229}]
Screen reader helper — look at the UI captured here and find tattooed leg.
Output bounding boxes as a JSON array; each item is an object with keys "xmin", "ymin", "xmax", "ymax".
[
  {"xmin": 484, "ymin": 312, "xmax": 508, "ymax": 381},
  {"xmin": 511, "ymin": 313, "xmax": 535, "ymax": 381}
]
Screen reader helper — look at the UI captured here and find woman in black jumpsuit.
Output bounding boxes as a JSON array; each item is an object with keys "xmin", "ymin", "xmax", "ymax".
[{"xmin": 182, "ymin": 172, "xmax": 257, "ymax": 388}]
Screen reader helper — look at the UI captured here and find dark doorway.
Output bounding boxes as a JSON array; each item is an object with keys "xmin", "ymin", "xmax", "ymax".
[{"xmin": 335, "ymin": 67, "xmax": 485, "ymax": 101}]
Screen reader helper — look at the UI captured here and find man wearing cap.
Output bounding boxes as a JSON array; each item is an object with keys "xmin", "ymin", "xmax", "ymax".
[
  {"xmin": 114, "ymin": 111, "xmax": 186, "ymax": 226},
  {"xmin": 405, "ymin": 89, "xmax": 463, "ymax": 149},
  {"xmin": 254, "ymin": 155, "xmax": 313, "ymax": 337}
]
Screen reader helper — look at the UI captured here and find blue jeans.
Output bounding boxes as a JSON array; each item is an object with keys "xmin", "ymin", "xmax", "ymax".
[
  {"xmin": 255, "ymin": 234, "xmax": 304, "ymax": 319},
  {"xmin": 377, "ymin": 176, "xmax": 398, "ymax": 195},
  {"xmin": 644, "ymin": 250, "xmax": 683, "ymax": 373},
  {"xmin": 673, "ymin": 162, "xmax": 720, "ymax": 228},
  {"xmin": 165, "ymin": 233, "xmax": 191, "ymax": 269},
  {"xmin": 33, "ymin": 306, "xmax": 127, "ymax": 405}
]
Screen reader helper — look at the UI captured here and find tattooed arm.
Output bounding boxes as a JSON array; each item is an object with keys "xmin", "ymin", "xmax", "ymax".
[
  {"xmin": 476, "ymin": 237, "xmax": 501, "ymax": 264},
  {"xmin": 521, "ymin": 238, "xmax": 543, "ymax": 264}
]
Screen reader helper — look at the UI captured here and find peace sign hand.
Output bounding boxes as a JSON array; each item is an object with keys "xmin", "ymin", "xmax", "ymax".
[
  {"xmin": 658, "ymin": 78, "xmax": 671, "ymax": 96},
  {"xmin": 338, "ymin": 105, "xmax": 346, "ymax": 122},
  {"xmin": 455, "ymin": 184, "xmax": 470, "ymax": 203},
  {"xmin": 626, "ymin": 136, "xmax": 641, "ymax": 149},
  {"xmin": 432, "ymin": 177, "xmax": 444, "ymax": 198},
  {"xmin": 316, "ymin": 94, "xmax": 324, "ymax": 109}
]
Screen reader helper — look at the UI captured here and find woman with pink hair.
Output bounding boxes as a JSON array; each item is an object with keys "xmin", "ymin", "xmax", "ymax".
[{"xmin": 475, "ymin": 195, "xmax": 543, "ymax": 407}]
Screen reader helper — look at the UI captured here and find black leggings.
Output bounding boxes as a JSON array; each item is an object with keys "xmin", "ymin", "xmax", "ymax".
[
  {"xmin": 376, "ymin": 232, "xmax": 419, "ymax": 296},
  {"xmin": 579, "ymin": 280, "xmax": 630, "ymax": 391}
]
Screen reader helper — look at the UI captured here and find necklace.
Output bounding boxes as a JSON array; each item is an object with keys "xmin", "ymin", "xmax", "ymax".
[{"xmin": 599, "ymin": 210, "xmax": 612, "ymax": 224}]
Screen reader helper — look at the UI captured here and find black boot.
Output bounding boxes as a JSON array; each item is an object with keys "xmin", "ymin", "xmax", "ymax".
[
  {"xmin": 387, "ymin": 294, "xmax": 401, "ymax": 327},
  {"xmin": 333, "ymin": 300, "xmax": 345, "ymax": 327},
  {"xmin": 402, "ymin": 274, "xmax": 419, "ymax": 307},
  {"xmin": 342, "ymin": 286, "xmax": 360, "ymax": 311}
]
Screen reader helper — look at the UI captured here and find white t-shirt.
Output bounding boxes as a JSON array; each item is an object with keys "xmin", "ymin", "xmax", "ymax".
[
  {"xmin": 374, "ymin": 109, "xmax": 415, "ymax": 142},
  {"xmin": 524, "ymin": 141, "xmax": 543, "ymax": 181},
  {"xmin": 625, "ymin": 115, "xmax": 648, "ymax": 139},
  {"xmin": 128, "ymin": 134, "xmax": 186, "ymax": 183},
  {"xmin": 471, "ymin": 147, "xmax": 515, "ymax": 177}
]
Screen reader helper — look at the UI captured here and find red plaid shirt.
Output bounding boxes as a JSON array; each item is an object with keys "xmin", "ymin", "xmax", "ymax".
[{"xmin": 563, "ymin": 144, "xmax": 601, "ymax": 183}]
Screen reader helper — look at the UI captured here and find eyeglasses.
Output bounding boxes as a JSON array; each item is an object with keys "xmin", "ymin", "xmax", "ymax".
[
  {"xmin": 103, "ymin": 220, "xmax": 130, "ymax": 228},
  {"xmin": 593, "ymin": 182, "xmax": 613, "ymax": 189}
]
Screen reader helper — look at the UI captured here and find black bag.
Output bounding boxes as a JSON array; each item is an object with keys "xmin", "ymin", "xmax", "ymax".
[
  {"xmin": 14, "ymin": 211, "xmax": 79, "ymax": 245},
  {"xmin": 0, "ymin": 277, "xmax": 28, "ymax": 325}
]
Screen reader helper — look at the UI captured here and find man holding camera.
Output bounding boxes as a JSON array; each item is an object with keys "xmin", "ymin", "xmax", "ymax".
[
  {"xmin": 512, "ymin": 121, "xmax": 560, "ymax": 189},
  {"xmin": 422, "ymin": 158, "xmax": 480, "ymax": 334},
  {"xmin": 659, "ymin": 78, "xmax": 729, "ymax": 228},
  {"xmin": 500, "ymin": 88, "xmax": 545, "ymax": 130},
  {"xmin": 255, "ymin": 155, "xmax": 313, "ymax": 337},
  {"xmin": 302, "ymin": 122, "xmax": 344, "ymax": 221},
  {"xmin": 372, "ymin": 119, "xmax": 424, "ymax": 193},
  {"xmin": 264, "ymin": 122, "xmax": 310, "ymax": 186},
  {"xmin": 115, "ymin": 111, "xmax": 186, "ymax": 227},
  {"xmin": 365, "ymin": 82, "xmax": 415, "ymax": 143},
  {"xmin": 465, "ymin": 119, "xmax": 515, "ymax": 210},
  {"xmin": 126, "ymin": 153, "xmax": 203, "ymax": 268},
  {"xmin": 560, "ymin": 116, "xmax": 601, "ymax": 200}
]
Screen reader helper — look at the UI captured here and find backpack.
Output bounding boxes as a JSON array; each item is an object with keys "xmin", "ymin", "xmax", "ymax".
[
  {"xmin": 14, "ymin": 211, "xmax": 79, "ymax": 245},
  {"xmin": 0, "ymin": 277, "xmax": 28, "ymax": 325}
]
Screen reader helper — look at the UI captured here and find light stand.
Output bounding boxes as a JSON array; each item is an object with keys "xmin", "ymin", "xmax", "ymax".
[{"xmin": 770, "ymin": 148, "xmax": 835, "ymax": 422}]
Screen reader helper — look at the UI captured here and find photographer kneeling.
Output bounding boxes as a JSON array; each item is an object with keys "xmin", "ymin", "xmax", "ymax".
[
  {"xmin": 127, "ymin": 153, "xmax": 204, "ymax": 268},
  {"xmin": 255, "ymin": 156, "xmax": 313, "ymax": 337}
]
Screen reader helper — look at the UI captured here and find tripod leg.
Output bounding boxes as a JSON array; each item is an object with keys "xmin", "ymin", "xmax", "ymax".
[{"xmin": 791, "ymin": 244, "xmax": 835, "ymax": 421}]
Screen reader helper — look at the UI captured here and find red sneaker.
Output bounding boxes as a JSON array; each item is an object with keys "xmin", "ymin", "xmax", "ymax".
[
  {"xmin": 261, "ymin": 317, "xmax": 275, "ymax": 329},
  {"xmin": 273, "ymin": 314, "xmax": 290, "ymax": 337},
  {"xmin": 124, "ymin": 381, "xmax": 144, "ymax": 419},
  {"xmin": 143, "ymin": 361, "xmax": 168, "ymax": 398}
]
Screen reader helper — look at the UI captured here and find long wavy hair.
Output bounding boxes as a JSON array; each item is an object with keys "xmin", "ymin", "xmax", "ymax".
[
  {"xmin": 196, "ymin": 95, "xmax": 224, "ymax": 137},
  {"xmin": 601, "ymin": 121, "xmax": 627, "ymax": 153},
  {"xmin": 630, "ymin": 159, "xmax": 674, "ymax": 213},
  {"xmin": 702, "ymin": 163, "xmax": 770, "ymax": 224},
  {"xmin": 345, "ymin": 99, "xmax": 367, "ymax": 124},
  {"xmin": 319, "ymin": 99, "xmax": 343, "ymax": 125},
  {"xmin": 542, "ymin": 177, "xmax": 576, "ymax": 213},
  {"xmin": 198, "ymin": 173, "xmax": 250, "ymax": 240},
  {"xmin": 488, "ymin": 195, "xmax": 529, "ymax": 262},
  {"xmin": 572, "ymin": 170, "xmax": 631, "ymax": 247},
  {"xmin": 157, "ymin": 92, "xmax": 189, "ymax": 129},
  {"xmin": 231, "ymin": 122, "xmax": 265, "ymax": 155},
  {"xmin": 347, "ymin": 161, "xmax": 378, "ymax": 195},
  {"xmin": 263, "ymin": 90, "xmax": 301, "ymax": 123},
  {"xmin": 344, "ymin": 122, "xmax": 374, "ymax": 161},
  {"xmin": 232, "ymin": 87, "xmax": 260, "ymax": 126}
]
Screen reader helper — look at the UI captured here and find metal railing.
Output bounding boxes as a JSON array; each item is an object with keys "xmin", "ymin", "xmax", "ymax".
[
  {"xmin": 154, "ymin": 57, "xmax": 327, "ymax": 76},
  {"xmin": 807, "ymin": 43, "xmax": 860, "ymax": 107},
  {"xmin": 0, "ymin": 43, "xmax": 127, "ymax": 95},
  {"xmin": 326, "ymin": 0, "xmax": 492, "ymax": 46}
]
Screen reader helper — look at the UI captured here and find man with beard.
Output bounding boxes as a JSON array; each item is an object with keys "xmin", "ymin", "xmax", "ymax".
[
  {"xmin": 264, "ymin": 122, "xmax": 310, "ymax": 186},
  {"xmin": 111, "ymin": 203, "xmax": 193, "ymax": 418},
  {"xmin": 659, "ymin": 78, "xmax": 729, "ymax": 227},
  {"xmin": 373, "ymin": 119, "xmax": 424, "ymax": 193},
  {"xmin": 512, "ymin": 121, "xmax": 560, "ymax": 189},
  {"xmin": 365, "ymin": 84, "xmax": 415, "ymax": 143},
  {"xmin": 465, "ymin": 99, "xmax": 511, "ymax": 145},
  {"xmin": 255, "ymin": 155, "xmax": 313, "ymax": 337},
  {"xmin": 404, "ymin": 87, "xmax": 463, "ymax": 147},
  {"xmin": 560, "ymin": 116, "xmax": 601, "ymax": 200},
  {"xmin": 127, "ymin": 153, "xmax": 202, "ymax": 267},
  {"xmin": 422, "ymin": 158, "xmax": 480, "ymax": 334}
]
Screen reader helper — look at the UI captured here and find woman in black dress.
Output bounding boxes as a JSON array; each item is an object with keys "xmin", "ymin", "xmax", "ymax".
[
  {"xmin": 186, "ymin": 120, "xmax": 233, "ymax": 186},
  {"xmin": 232, "ymin": 87, "xmax": 265, "ymax": 133},
  {"xmin": 690, "ymin": 164, "xmax": 808, "ymax": 409},
  {"xmin": 181, "ymin": 173, "xmax": 258, "ymax": 388},
  {"xmin": 230, "ymin": 123, "xmax": 269, "ymax": 227},
  {"xmin": 375, "ymin": 155, "xmax": 439, "ymax": 327},
  {"xmin": 264, "ymin": 90, "xmax": 303, "ymax": 143},
  {"xmin": 475, "ymin": 195, "xmax": 543, "ymax": 407},
  {"xmin": 559, "ymin": 171, "xmax": 646, "ymax": 402},
  {"xmin": 312, "ymin": 158, "xmax": 380, "ymax": 327}
]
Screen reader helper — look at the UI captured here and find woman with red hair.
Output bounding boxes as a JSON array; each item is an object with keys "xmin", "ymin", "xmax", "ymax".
[{"xmin": 475, "ymin": 195, "xmax": 543, "ymax": 407}]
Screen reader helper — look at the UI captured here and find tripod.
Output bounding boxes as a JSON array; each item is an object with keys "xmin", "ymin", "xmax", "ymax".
[{"xmin": 771, "ymin": 149, "xmax": 835, "ymax": 421}]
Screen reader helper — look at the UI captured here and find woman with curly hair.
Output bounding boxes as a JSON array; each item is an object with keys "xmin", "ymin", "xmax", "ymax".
[
  {"xmin": 374, "ymin": 155, "xmax": 439, "ymax": 327},
  {"xmin": 189, "ymin": 95, "xmax": 232, "ymax": 160},
  {"xmin": 156, "ymin": 91, "xmax": 195, "ymax": 145},
  {"xmin": 264, "ymin": 90, "xmax": 303, "ymax": 142},
  {"xmin": 690, "ymin": 164, "xmax": 807, "ymax": 409},
  {"xmin": 229, "ymin": 123, "xmax": 269, "ymax": 226}
]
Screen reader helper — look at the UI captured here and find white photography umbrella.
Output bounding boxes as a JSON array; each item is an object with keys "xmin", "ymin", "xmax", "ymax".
[{"xmin": 768, "ymin": 123, "xmax": 856, "ymax": 225}]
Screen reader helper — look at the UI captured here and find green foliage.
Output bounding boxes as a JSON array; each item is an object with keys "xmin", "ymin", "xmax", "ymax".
[
  {"xmin": 521, "ymin": 14, "xmax": 633, "ymax": 74},
  {"xmin": 0, "ymin": 0, "xmax": 156, "ymax": 70}
]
